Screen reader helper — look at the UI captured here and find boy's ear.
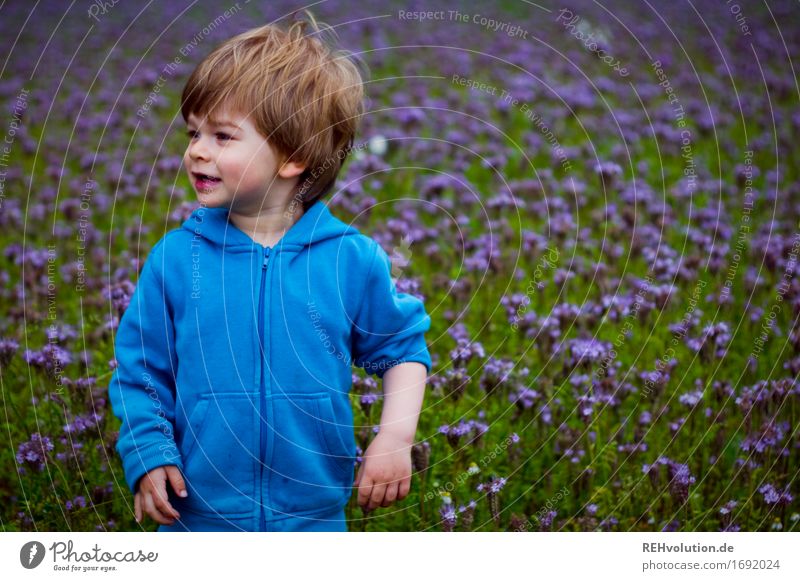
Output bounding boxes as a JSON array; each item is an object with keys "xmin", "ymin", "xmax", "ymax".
[{"xmin": 277, "ymin": 156, "xmax": 307, "ymax": 179}]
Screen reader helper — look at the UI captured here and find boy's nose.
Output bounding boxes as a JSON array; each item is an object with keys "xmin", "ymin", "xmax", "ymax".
[{"xmin": 189, "ymin": 140, "xmax": 211, "ymax": 161}]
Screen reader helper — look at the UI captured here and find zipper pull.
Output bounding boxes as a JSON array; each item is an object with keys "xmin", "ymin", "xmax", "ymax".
[{"xmin": 263, "ymin": 246, "xmax": 270, "ymax": 268}]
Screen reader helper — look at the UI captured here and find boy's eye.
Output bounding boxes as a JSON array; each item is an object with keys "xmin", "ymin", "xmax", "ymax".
[{"xmin": 184, "ymin": 130, "xmax": 232, "ymax": 141}]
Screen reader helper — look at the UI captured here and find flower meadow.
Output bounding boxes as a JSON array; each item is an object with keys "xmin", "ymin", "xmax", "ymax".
[{"xmin": 1, "ymin": 0, "xmax": 799, "ymax": 532}]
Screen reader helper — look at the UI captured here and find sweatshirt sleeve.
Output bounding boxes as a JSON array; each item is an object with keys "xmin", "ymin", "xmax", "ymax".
[
  {"xmin": 107, "ymin": 238, "xmax": 182, "ymax": 494},
  {"xmin": 351, "ymin": 241, "xmax": 432, "ymax": 379}
]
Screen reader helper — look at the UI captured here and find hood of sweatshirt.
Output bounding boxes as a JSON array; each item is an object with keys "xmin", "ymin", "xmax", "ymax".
[{"xmin": 179, "ymin": 199, "xmax": 360, "ymax": 250}]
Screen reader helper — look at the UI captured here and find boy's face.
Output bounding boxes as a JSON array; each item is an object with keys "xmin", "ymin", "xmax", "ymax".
[{"xmin": 183, "ymin": 108, "xmax": 303, "ymax": 212}]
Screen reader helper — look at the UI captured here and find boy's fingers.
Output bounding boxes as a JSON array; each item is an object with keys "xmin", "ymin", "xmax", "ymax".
[
  {"xmin": 153, "ymin": 478, "xmax": 180, "ymax": 519},
  {"xmin": 144, "ymin": 492, "xmax": 174, "ymax": 525},
  {"xmin": 357, "ymin": 473, "xmax": 373, "ymax": 508},
  {"xmin": 368, "ymin": 481, "xmax": 387, "ymax": 510},
  {"xmin": 166, "ymin": 465, "xmax": 188, "ymax": 498},
  {"xmin": 142, "ymin": 471, "xmax": 159, "ymax": 490},
  {"xmin": 139, "ymin": 478, "xmax": 157, "ymax": 499},
  {"xmin": 381, "ymin": 481, "xmax": 398, "ymax": 507},
  {"xmin": 142, "ymin": 493, "xmax": 158, "ymax": 523},
  {"xmin": 134, "ymin": 493, "xmax": 141, "ymax": 523},
  {"xmin": 398, "ymin": 475, "xmax": 411, "ymax": 500}
]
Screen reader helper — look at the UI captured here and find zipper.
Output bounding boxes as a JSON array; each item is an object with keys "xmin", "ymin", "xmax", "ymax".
[{"xmin": 257, "ymin": 245, "xmax": 270, "ymax": 532}]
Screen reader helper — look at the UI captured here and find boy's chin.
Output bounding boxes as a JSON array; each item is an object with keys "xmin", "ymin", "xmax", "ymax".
[{"xmin": 194, "ymin": 192, "xmax": 227, "ymax": 207}]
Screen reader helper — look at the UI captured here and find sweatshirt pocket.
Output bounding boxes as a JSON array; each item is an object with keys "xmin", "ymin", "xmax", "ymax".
[
  {"xmin": 179, "ymin": 393, "xmax": 259, "ymax": 517},
  {"xmin": 268, "ymin": 392, "xmax": 355, "ymax": 515}
]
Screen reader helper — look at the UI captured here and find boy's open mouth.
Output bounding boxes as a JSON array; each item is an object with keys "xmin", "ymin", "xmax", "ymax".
[{"xmin": 193, "ymin": 172, "xmax": 222, "ymax": 189}]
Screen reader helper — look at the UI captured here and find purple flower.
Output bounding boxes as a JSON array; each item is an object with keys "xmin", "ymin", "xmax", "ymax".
[
  {"xmin": 509, "ymin": 387, "xmax": 540, "ymax": 410},
  {"xmin": 667, "ymin": 462, "xmax": 696, "ymax": 505},
  {"xmin": 719, "ymin": 500, "xmax": 738, "ymax": 516},
  {"xmin": 23, "ymin": 344, "xmax": 72, "ymax": 377},
  {"xmin": 721, "ymin": 523, "xmax": 741, "ymax": 532},
  {"xmin": 759, "ymin": 484, "xmax": 793, "ymax": 506},
  {"xmin": 593, "ymin": 161, "xmax": 622, "ymax": 186},
  {"xmin": 102, "ymin": 279, "xmax": 136, "ymax": 317},
  {"xmin": 539, "ymin": 404, "xmax": 552, "ymax": 425},
  {"xmin": 538, "ymin": 510, "xmax": 557, "ymax": 530},
  {"xmin": 669, "ymin": 418, "xmax": 685, "ymax": 434},
  {"xmin": 477, "ymin": 476, "xmax": 507, "ymax": 525},
  {"xmin": 563, "ymin": 446, "xmax": 586, "ymax": 464},
  {"xmin": 678, "ymin": 389, "xmax": 703, "ymax": 407},
  {"xmin": 449, "ymin": 338, "xmax": 485, "ymax": 366},
  {"xmin": 480, "ymin": 357, "xmax": 516, "ymax": 393},
  {"xmin": 470, "ymin": 421, "xmax": 489, "ymax": 445},
  {"xmin": 352, "ymin": 373, "xmax": 378, "ymax": 394},
  {"xmin": 688, "ymin": 322, "xmax": 732, "ymax": 360},
  {"xmin": 438, "ymin": 422, "xmax": 467, "ymax": 448},
  {"xmin": 741, "ymin": 421, "xmax": 789, "ymax": 454},
  {"xmin": 457, "ymin": 500, "xmax": 476, "ymax": 529},
  {"xmin": 63, "ymin": 413, "xmax": 101, "ymax": 435},
  {"xmin": 65, "ymin": 496, "xmax": 87, "ymax": 511},
  {"xmin": 0, "ymin": 338, "xmax": 19, "ymax": 366},
  {"xmin": 459, "ymin": 499, "xmax": 478, "ymax": 512},
  {"xmin": 16, "ymin": 433, "xmax": 54, "ymax": 472},
  {"xmin": 439, "ymin": 366, "xmax": 470, "ymax": 400},
  {"xmin": 439, "ymin": 419, "xmax": 488, "ymax": 448},
  {"xmin": 395, "ymin": 276, "xmax": 425, "ymax": 301},
  {"xmin": 490, "ymin": 477, "xmax": 507, "ymax": 494},
  {"xmin": 567, "ymin": 337, "xmax": 614, "ymax": 368},
  {"xmin": 447, "ymin": 323, "xmax": 485, "ymax": 366},
  {"xmin": 661, "ymin": 519, "xmax": 680, "ymax": 532},
  {"xmin": 439, "ymin": 504, "xmax": 457, "ymax": 532},
  {"xmin": 45, "ymin": 324, "xmax": 78, "ymax": 344},
  {"xmin": 359, "ymin": 392, "xmax": 379, "ymax": 415},
  {"xmin": 56, "ymin": 440, "xmax": 85, "ymax": 464}
]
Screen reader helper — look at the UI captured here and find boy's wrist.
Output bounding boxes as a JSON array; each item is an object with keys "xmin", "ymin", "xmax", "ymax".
[{"xmin": 376, "ymin": 425, "xmax": 416, "ymax": 446}]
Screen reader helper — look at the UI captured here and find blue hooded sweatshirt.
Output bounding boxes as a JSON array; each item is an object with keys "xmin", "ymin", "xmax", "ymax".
[{"xmin": 108, "ymin": 200, "xmax": 432, "ymax": 530}]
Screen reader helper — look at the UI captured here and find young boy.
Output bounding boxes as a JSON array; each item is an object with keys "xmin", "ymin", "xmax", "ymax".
[{"xmin": 108, "ymin": 14, "xmax": 432, "ymax": 532}]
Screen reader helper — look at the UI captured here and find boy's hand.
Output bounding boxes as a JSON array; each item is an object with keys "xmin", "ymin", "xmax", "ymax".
[
  {"xmin": 354, "ymin": 432, "xmax": 412, "ymax": 512},
  {"xmin": 134, "ymin": 465, "xmax": 187, "ymax": 525}
]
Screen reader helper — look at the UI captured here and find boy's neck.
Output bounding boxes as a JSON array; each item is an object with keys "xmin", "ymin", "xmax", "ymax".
[{"xmin": 227, "ymin": 200, "xmax": 305, "ymax": 248}]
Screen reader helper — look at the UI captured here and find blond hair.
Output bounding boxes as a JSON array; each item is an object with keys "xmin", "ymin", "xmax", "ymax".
[{"xmin": 180, "ymin": 11, "xmax": 366, "ymax": 209}]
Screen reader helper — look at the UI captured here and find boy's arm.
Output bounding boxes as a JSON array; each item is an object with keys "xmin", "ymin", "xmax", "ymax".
[
  {"xmin": 351, "ymin": 242, "xmax": 432, "ymax": 510},
  {"xmin": 351, "ymin": 242, "xmax": 432, "ymax": 379},
  {"xmin": 355, "ymin": 362, "xmax": 428, "ymax": 511},
  {"xmin": 378, "ymin": 362, "xmax": 427, "ymax": 444},
  {"xmin": 107, "ymin": 239, "xmax": 182, "ymax": 495}
]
